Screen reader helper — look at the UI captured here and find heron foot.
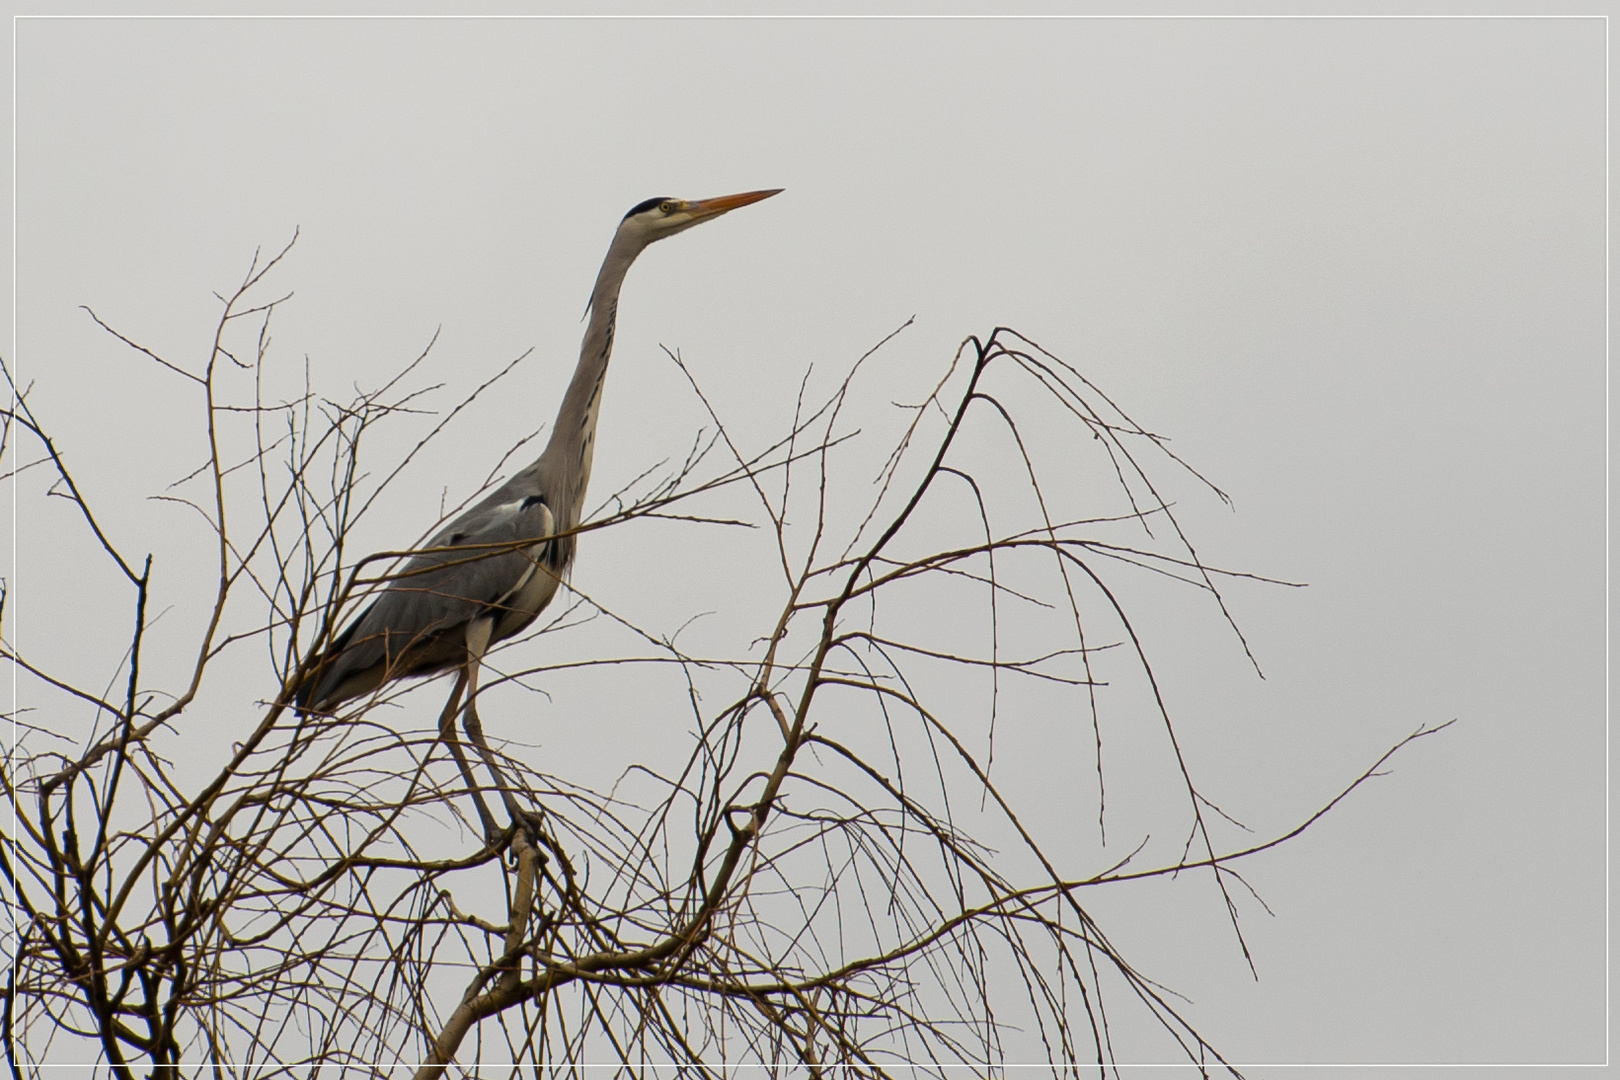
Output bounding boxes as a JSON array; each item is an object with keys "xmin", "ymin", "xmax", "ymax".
[
  {"xmin": 508, "ymin": 806, "xmax": 548, "ymax": 857},
  {"xmin": 495, "ymin": 808, "xmax": 550, "ymax": 879}
]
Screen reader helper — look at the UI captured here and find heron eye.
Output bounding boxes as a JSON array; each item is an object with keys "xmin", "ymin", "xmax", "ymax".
[{"xmin": 659, "ymin": 200, "xmax": 677, "ymax": 214}]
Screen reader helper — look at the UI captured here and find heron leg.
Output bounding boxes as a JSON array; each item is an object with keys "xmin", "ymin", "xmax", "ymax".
[
  {"xmin": 436, "ymin": 668, "xmax": 503, "ymax": 844},
  {"xmin": 462, "ymin": 618, "xmax": 541, "ymax": 841}
]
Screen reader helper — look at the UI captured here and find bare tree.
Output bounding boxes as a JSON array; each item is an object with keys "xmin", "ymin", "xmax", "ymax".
[{"xmin": 1, "ymin": 238, "xmax": 1447, "ymax": 1077}]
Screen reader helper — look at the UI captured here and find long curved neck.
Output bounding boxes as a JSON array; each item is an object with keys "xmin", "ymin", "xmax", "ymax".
[{"xmin": 537, "ymin": 228, "xmax": 647, "ymax": 532}]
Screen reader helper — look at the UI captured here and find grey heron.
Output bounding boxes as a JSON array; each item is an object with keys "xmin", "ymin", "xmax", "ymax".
[{"xmin": 295, "ymin": 188, "xmax": 782, "ymax": 836}]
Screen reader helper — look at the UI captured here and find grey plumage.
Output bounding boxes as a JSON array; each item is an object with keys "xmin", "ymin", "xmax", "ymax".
[
  {"xmin": 297, "ymin": 189, "xmax": 781, "ymax": 712},
  {"xmin": 297, "ymin": 489, "xmax": 562, "ymax": 709}
]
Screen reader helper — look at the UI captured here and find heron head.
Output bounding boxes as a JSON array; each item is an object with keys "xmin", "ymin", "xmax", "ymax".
[{"xmin": 619, "ymin": 188, "xmax": 783, "ymax": 245}]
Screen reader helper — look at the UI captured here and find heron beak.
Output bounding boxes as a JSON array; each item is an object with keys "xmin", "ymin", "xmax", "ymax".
[{"xmin": 685, "ymin": 188, "xmax": 784, "ymax": 222}]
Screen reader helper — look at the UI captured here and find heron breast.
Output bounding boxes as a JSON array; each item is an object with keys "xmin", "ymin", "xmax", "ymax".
[{"xmin": 491, "ymin": 543, "xmax": 564, "ymax": 641}]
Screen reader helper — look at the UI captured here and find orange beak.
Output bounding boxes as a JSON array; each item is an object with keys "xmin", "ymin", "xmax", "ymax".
[{"xmin": 685, "ymin": 188, "xmax": 784, "ymax": 221}]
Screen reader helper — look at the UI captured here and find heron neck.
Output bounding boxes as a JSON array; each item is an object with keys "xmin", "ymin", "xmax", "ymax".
[{"xmin": 539, "ymin": 230, "xmax": 647, "ymax": 530}]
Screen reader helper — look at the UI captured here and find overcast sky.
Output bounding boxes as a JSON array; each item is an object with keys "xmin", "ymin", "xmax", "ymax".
[{"xmin": 5, "ymin": 9, "xmax": 1608, "ymax": 1073}]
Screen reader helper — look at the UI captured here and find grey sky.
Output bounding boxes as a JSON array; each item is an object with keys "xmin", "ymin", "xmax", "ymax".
[{"xmin": 6, "ymin": 10, "xmax": 1607, "ymax": 1072}]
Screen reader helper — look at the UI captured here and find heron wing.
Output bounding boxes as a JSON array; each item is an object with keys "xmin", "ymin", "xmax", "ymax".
[{"xmin": 302, "ymin": 493, "xmax": 557, "ymax": 708}]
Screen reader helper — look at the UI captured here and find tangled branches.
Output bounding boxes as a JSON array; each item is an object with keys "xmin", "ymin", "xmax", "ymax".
[{"xmin": 1, "ymin": 239, "xmax": 1446, "ymax": 1076}]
